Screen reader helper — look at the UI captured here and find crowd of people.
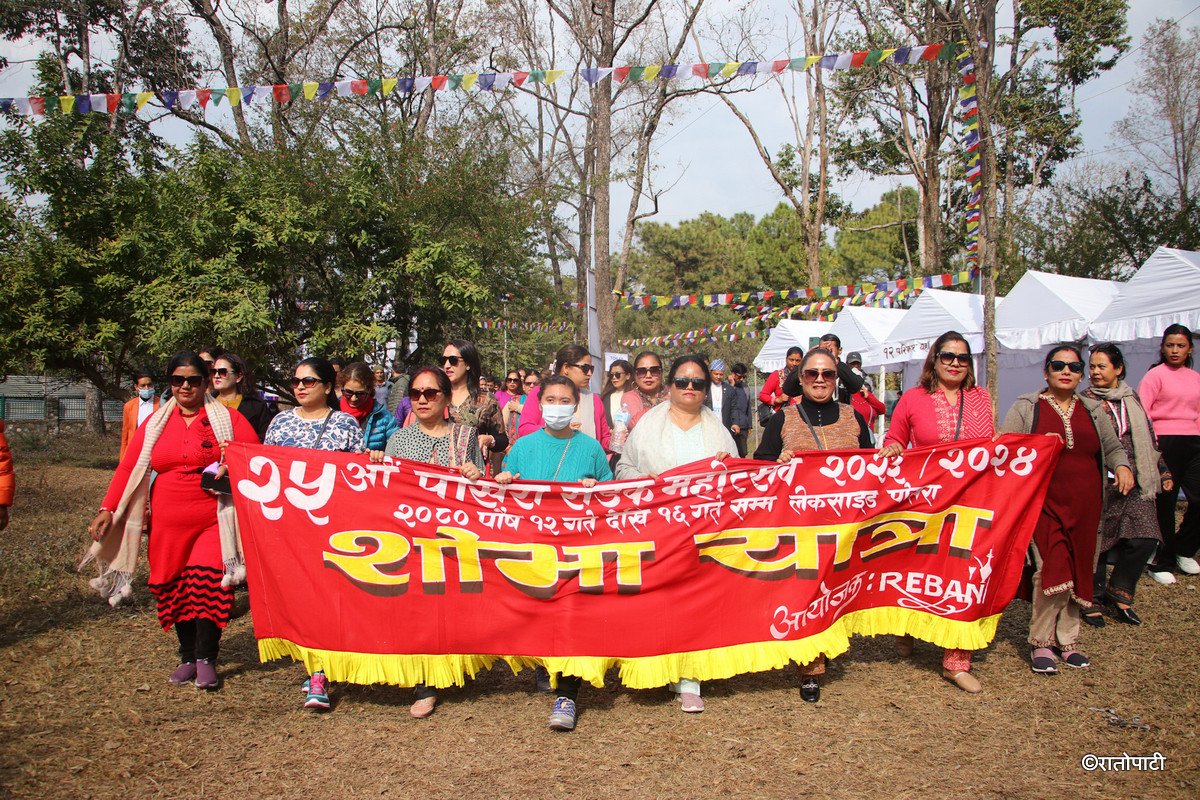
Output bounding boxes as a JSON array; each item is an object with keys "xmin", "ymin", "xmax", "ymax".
[{"xmin": 52, "ymin": 323, "xmax": 1196, "ymax": 732}]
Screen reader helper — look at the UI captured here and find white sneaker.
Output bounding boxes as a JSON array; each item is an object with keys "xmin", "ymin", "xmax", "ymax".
[
  {"xmin": 1177, "ymin": 556, "xmax": 1200, "ymax": 575},
  {"xmin": 1149, "ymin": 569, "xmax": 1178, "ymax": 585}
]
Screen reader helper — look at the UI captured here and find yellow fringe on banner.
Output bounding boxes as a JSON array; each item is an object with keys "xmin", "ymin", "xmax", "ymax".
[{"xmin": 258, "ymin": 609, "xmax": 1001, "ymax": 690}]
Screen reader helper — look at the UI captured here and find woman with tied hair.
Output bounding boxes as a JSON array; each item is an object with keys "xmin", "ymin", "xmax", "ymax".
[
  {"xmin": 264, "ymin": 356, "xmax": 365, "ymax": 710},
  {"xmin": 210, "ymin": 352, "xmax": 277, "ymax": 441},
  {"xmin": 86, "ymin": 351, "xmax": 259, "ymax": 691},
  {"xmin": 518, "ymin": 343, "xmax": 611, "ymax": 451},
  {"xmin": 621, "ymin": 351, "xmax": 670, "ymax": 432},
  {"xmin": 879, "ymin": 331, "xmax": 994, "ymax": 694},
  {"xmin": 1084, "ymin": 342, "xmax": 1171, "ymax": 625},
  {"xmin": 442, "ymin": 339, "xmax": 508, "ymax": 473},
  {"xmin": 1002, "ymin": 344, "xmax": 1133, "ymax": 675},
  {"xmin": 759, "ymin": 346, "xmax": 804, "ymax": 418},
  {"xmin": 617, "ymin": 354, "xmax": 735, "ymax": 713},
  {"xmin": 337, "ymin": 361, "xmax": 399, "ymax": 455},
  {"xmin": 755, "ymin": 347, "xmax": 872, "ymax": 704},
  {"xmin": 1139, "ymin": 324, "xmax": 1200, "ymax": 583}
]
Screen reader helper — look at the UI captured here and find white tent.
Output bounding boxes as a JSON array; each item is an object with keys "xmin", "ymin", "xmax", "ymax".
[
  {"xmin": 753, "ymin": 319, "xmax": 833, "ymax": 372},
  {"xmin": 1089, "ymin": 247, "xmax": 1200, "ymax": 384},
  {"xmin": 995, "ymin": 271, "xmax": 1122, "ymax": 412},
  {"xmin": 825, "ymin": 306, "xmax": 908, "ymax": 369}
]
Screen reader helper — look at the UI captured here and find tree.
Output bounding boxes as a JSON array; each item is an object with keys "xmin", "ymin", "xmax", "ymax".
[{"xmin": 833, "ymin": 187, "xmax": 919, "ymax": 280}]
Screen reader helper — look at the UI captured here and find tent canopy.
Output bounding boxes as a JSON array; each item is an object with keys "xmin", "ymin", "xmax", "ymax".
[
  {"xmin": 825, "ymin": 307, "xmax": 908, "ymax": 370},
  {"xmin": 1090, "ymin": 247, "xmax": 1200, "ymax": 341},
  {"xmin": 753, "ymin": 320, "xmax": 832, "ymax": 372},
  {"xmin": 877, "ymin": 289, "xmax": 986, "ymax": 366},
  {"xmin": 997, "ymin": 271, "xmax": 1121, "ymax": 350}
]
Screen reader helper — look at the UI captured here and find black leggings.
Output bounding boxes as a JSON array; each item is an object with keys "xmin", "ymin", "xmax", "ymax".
[
  {"xmin": 1094, "ymin": 538, "xmax": 1157, "ymax": 605},
  {"xmin": 1155, "ymin": 435, "xmax": 1200, "ymax": 562},
  {"xmin": 176, "ymin": 619, "xmax": 222, "ymax": 662},
  {"xmin": 556, "ymin": 675, "xmax": 581, "ymax": 701}
]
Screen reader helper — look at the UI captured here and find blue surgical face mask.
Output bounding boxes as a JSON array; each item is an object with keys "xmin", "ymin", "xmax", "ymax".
[
  {"xmin": 542, "ymin": 403, "xmax": 577, "ymax": 431},
  {"xmin": 138, "ymin": 388, "xmax": 155, "ymax": 401}
]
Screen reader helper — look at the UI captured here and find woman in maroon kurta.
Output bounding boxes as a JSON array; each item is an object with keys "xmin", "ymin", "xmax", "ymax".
[{"xmin": 90, "ymin": 352, "xmax": 258, "ymax": 689}]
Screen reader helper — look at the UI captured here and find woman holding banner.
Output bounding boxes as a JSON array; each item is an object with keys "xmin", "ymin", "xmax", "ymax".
[
  {"xmin": 879, "ymin": 331, "xmax": 993, "ymax": 694},
  {"xmin": 616, "ymin": 355, "xmax": 735, "ymax": 713},
  {"xmin": 378, "ymin": 366, "xmax": 484, "ymax": 719},
  {"xmin": 495, "ymin": 375, "xmax": 613, "ymax": 732},
  {"xmin": 263, "ymin": 356, "xmax": 365, "ymax": 711},
  {"xmin": 86, "ymin": 352, "xmax": 259, "ymax": 691},
  {"xmin": 1002, "ymin": 344, "xmax": 1133, "ymax": 675},
  {"xmin": 754, "ymin": 347, "xmax": 872, "ymax": 703},
  {"xmin": 1083, "ymin": 342, "xmax": 1171, "ymax": 625}
]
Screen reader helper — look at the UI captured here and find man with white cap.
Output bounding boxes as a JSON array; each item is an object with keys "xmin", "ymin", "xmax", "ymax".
[{"xmin": 705, "ymin": 359, "xmax": 751, "ymax": 456}]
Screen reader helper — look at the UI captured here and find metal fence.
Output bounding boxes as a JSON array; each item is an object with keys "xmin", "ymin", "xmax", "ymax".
[
  {"xmin": 0, "ymin": 397, "xmax": 45, "ymax": 420},
  {"xmin": 55, "ymin": 397, "xmax": 123, "ymax": 422},
  {"xmin": 0, "ymin": 396, "xmax": 124, "ymax": 422}
]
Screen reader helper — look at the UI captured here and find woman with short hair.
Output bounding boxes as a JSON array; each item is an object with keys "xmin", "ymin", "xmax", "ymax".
[
  {"xmin": 616, "ymin": 354, "xmax": 735, "ymax": 713},
  {"xmin": 87, "ymin": 352, "xmax": 259, "ymax": 691}
]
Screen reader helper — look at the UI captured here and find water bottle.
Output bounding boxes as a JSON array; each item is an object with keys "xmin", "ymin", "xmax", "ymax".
[{"xmin": 611, "ymin": 401, "xmax": 631, "ymax": 453}]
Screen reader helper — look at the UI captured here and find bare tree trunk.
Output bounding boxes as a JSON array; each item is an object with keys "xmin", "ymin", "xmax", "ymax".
[
  {"xmin": 84, "ymin": 380, "xmax": 105, "ymax": 436},
  {"xmin": 591, "ymin": 0, "xmax": 617, "ymax": 353},
  {"xmin": 969, "ymin": 3, "xmax": 999, "ymax": 420},
  {"xmin": 189, "ymin": 0, "xmax": 253, "ymax": 147}
]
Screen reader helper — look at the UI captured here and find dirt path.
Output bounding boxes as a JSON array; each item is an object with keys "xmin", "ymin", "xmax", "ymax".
[{"xmin": 1, "ymin": 436, "xmax": 1196, "ymax": 799}]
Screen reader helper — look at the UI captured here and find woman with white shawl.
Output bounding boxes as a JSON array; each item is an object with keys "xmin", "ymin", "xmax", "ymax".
[{"xmin": 616, "ymin": 354, "xmax": 736, "ymax": 713}]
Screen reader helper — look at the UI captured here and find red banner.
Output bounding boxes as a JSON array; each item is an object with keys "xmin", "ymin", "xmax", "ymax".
[{"xmin": 225, "ymin": 435, "xmax": 1061, "ymax": 689}]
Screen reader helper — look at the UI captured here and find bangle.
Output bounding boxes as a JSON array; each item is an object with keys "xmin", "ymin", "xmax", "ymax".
[{"xmin": 98, "ymin": 507, "xmax": 113, "ymax": 515}]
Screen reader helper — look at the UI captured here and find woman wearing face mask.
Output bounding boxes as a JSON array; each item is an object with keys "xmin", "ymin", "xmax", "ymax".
[
  {"xmin": 86, "ymin": 352, "xmax": 259, "ymax": 691},
  {"xmin": 518, "ymin": 344, "xmax": 610, "ymax": 451},
  {"xmin": 120, "ymin": 370, "xmax": 160, "ymax": 460},
  {"xmin": 1002, "ymin": 345, "xmax": 1133, "ymax": 675},
  {"xmin": 1083, "ymin": 342, "xmax": 1171, "ymax": 625},
  {"xmin": 495, "ymin": 375, "xmax": 612, "ymax": 732},
  {"xmin": 210, "ymin": 353, "xmax": 277, "ymax": 441},
  {"xmin": 263, "ymin": 357, "xmax": 365, "ymax": 710},
  {"xmin": 337, "ymin": 361, "xmax": 398, "ymax": 457},
  {"xmin": 377, "ymin": 366, "xmax": 484, "ymax": 719},
  {"xmin": 616, "ymin": 354, "xmax": 735, "ymax": 713},
  {"xmin": 442, "ymin": 340, "xmax": 508, "ymax": 474},
  {"xmin": 754, "ymin": 347, "xmax": 872, "ymax": 703},
  {"xmin": 1139, "ymin": 324, "xmax": 1200, "ymax": 582}
]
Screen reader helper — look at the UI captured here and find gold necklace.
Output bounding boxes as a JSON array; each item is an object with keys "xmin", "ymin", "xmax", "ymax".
[{"xmin": 1039, "ymin": 392, "xmax": 1077, "ymax": 449}]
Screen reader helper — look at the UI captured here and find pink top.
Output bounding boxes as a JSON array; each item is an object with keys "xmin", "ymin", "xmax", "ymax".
[
  {"xmin": 1138, "ymin": 364, "xmax": 1200, "ymax": 436},
  {"xmin": 884, "ymin": 386, "xmax": 994, "ymax": 449},
  {"xmin": 517, "ymin": 386, "xmax": 612, "ymax": 451}
]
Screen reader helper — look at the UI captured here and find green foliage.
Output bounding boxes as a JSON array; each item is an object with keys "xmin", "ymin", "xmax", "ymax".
[{"xmin": 832, "ymin": 188, "xmax": 919, "ymax": 282}]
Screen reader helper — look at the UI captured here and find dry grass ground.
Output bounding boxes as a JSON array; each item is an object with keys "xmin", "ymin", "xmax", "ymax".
[{"xmin": 0, "ymin": 431, "xmax": 1197, "ymax": 799}]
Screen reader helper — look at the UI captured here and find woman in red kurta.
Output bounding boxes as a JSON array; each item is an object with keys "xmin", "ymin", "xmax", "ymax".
[
  {"xmin": 880, "ymin": 331, "xmax": 993, "ymax": 694},
  {"xmin": 89, "ymin": 352, "xmax": 258, "ymax": 690}
]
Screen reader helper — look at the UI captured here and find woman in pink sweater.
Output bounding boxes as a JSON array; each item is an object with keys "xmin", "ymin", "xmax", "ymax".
[{"xmin": 1139, "ymin": 324, "xmax": 1200, "ymax": 582}]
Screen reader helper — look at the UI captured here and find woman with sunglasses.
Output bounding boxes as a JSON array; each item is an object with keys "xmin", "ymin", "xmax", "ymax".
[
  {"xmin": 442, "ymin": 340, "xmax": 508, "ymax": 474},
  {"xmin": 87, "ymin": 352, "xmax": 259, "ymax": 691},
  {"xmin": 1083, "ymin": 342, "xmax": 1171, "ymax": 625},
  {"xmin": 1002, "ymin": 344, "xmax": 1133, "ymax": 675},
  {"xmin": 620, "ymin": 351, "xmax": 670, "ymax": 433},
  {"xmin": 378, "ymin": 366, "xmax": 485, "ymax": 719},
  {"xmin": 616, "ymin": 354, "xmax": 735, "ymax": 713},
  {"xmin": 603, "ymin": 359, "xmax": 636, "ymax": 459},
  {"xmin": 518, "ymin": 344, "xmax": 611, "ymax": 450},
  {"xmin": 210, "ymin": 352, "xmax": 277, "ymax": 441},
  {"xmin": 1140, "ymin": 324, "xmax": 1200, "ymax": 583},
  {"xmin": 879, "ymin": 331, "xmax": 994, "ymax": 693},
  {"xmin": 753, "ymin": 347, "xmax": 871, "ymax": 703},
  {"xmin": 495, "ymin": 370, "xmax": 525, "ymax": 449},
  {"xmin": 494, "ymin": 374, "xmax": 613, "ymax": 731},
  {"xmin": 263, "ymin": 357, "xmax": 365, "ymax": 711},
  {"xmin": 337, "ymin": 361, "xmax": 399, "ymax": 455}
]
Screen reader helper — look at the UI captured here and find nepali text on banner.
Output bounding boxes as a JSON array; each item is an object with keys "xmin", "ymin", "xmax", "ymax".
[{"xmin": 225, "ymin": 435, "xmax": 1061, "ymax": 690}]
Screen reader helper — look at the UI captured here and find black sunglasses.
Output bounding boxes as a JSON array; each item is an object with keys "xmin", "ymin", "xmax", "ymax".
[
  {"xmin": 936, "ymin": 351, "xmax": 972, "ymax": 366},
  {"xmin": 523, "ymin": 379, "xmax": 539, "ymax": 386},
  {"xmin": 291, "ymin": 376, "xmax": 325, "ymax": 388},
  {"xmin": 342, "ymin": 389, "xmax": 370, "ymax": 400},
  {"xmin": 442, "ymin": 355, "xmax": 462, "ymax": 366},
  {"xmin": 672, "ymin": 377, "xmax": 708, "ymax": 390},
  {"xmin": 505, "ymin": 377, "xmax": 520, "ymax": 383},
  {"xmin": 169, "ymin": 374, "xmax": 205, "ymax": 388},
  {"xmin": 635, "ymin": 365, "xmax": 663, "ymax": 377},
  {"xmin": 1049, "ymin": 359, "xmax": 1084, "ymax": 374},
  {"xmin": 801, "ymin": 368, "xmax": 837, "ymax": 382},
  {"xmin": 409, "ymin": 388, "xmax": 444, "ymax": 401},
  {"xmin": 211, "ymin": 367, "xmax": 232, "ymax": 377},
  {"xmin": 571, "ymin": 362, "xmax": 595, "ymax": 375}
]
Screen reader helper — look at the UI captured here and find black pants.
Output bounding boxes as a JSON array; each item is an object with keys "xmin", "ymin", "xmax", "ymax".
[
  {"xmin": 556, "ymin": 675, "xmax": 581, "ymax": 701},
  {"xmin": 1155, "ymin": 435, "xmax": 1200, "ymax": 562},
  {"xmin": 732, "ymin": 430, "xmax": 748, "ymax": 458},
  {"xmin": 176, "ymin": 619, "xmax": 221, "ymax": 662},
  {"xmin": 414, "ymin": 682, "xmax": 437, "ymax": 700},
  {"xmin": 1094, "ymin": 538, "xmax": 1157, "ymax": 605}
]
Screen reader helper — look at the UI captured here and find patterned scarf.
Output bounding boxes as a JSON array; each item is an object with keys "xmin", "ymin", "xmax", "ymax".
[
  {"xmin": 78, "ymin": 395, "xmax": 242, "ymax": 606},
  {"xmin": 1084, "ymin": 381, "xmax": 1163, "ymax": 500}
]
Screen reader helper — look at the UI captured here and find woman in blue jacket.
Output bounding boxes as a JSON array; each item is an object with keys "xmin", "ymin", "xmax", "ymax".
[{"xmin": 338, "ymin": 361, "xmax": 399, "ymax": 455}]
